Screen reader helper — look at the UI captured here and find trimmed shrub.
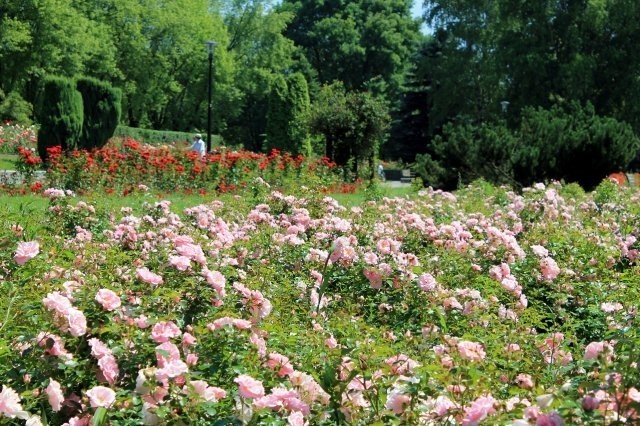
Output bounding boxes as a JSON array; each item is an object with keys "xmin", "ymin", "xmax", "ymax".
[
  {"xmin": 418, "ymin": 102, "xmax": 640, "ymax": 191},
  {"xmin": 265, "ymin": 74, "xmax": 290, "ymax": 153},
  {"xmin": 515, "ymin": 102, "xmax": 640, "ymax": 190},
  {"xmin": 37, "ymin": 76, "xmax": 83, "ymax": 161},
  {"xmin": 76, "ymin": 77, "xmax": 121, "ymax": 150}
]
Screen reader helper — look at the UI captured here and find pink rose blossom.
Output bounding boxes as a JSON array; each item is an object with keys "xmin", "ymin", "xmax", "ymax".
[
  {"xmin": 234, "ymin": 374, "xmax": 265, "ymax": 399},
  {"xmin": 540, "ymin": 257, "xmax": 560, "ymax": 282},
  {"xmin": 169, "ymin": 255, "xmax": 191, "ymax": 271},
  {"xmin": 0, "ymin": 385, "xmax": 28, "ymax": 419},
  {"xmin": 265, "ymin": 353, "xmax": 294, "ymax": 377},
  {"xmin": 515, "ymin": 373, "xmax": 534, "ymax": 389},
  {"xmin": 287, "ymin": 411, "xmax": 307, "ymax": 426},
  {"xmin": 66, "ymin": 309, "xmax": 87, "ymax": 337},
  {"xmin": 326, "ymin": 336, "xmax": 339, "ymax": 349},
  {"xmin": 88, "ymin": 338, "xmax": 112, "ymax": 359},
  {"xmin": 46, "ymin": 379, "xmax": 64, "ymax": 412},
  {"xmin": 156, "ymin": 359, "xmax": 189, "ymax": 382},
  {"xmin": 155, "ymin": 341, "xmax": 181, "ymax": 367},
  {"xmin": 151, "ymin": 321, "xmax": 181, "ymax": 343},
  {"xmin": 204, "ymin": 269, "xmax": 226, "ymax": 297},
  {"xmin": 98, "ymin": 355, "xmax": 120, "ymax": 384},
  {"xmin": 136, "ymin": 267, "xmax": 163, "ymax": 285},
  {"xmin": 186, "ymin": 380, "xmax": 226, "ymax": 402},
  {"xmin": 418, "ymin": 273, "xmax": 437, "ymax": 291},
  {"xmin": 253, "ymin": 388, "xmax": 309, "ymax": 414},
  {"xmin": 95, "ymin": 289, "xmax": 121, "ymax": 311},
  {"xmin": 14, "ymin": 241, "xmax": 39, "ymax": 265},
  {"xmin": 457, "ymin": 341, "xmax": 486, "ymax": 361},
  {"xmin": 462, "ymin": 394, "xmax": 497, "ymax": 425},
  {"xmin": 385, "ymin": 390, "xmax": 411, "ymax": 414},
  {"xmin": 85, "ymin": 386, "xmax": 116, "ymax": 408},
  {"xmin": 186, "ymin": 353, "xmax": 198, "ymax": 366}
]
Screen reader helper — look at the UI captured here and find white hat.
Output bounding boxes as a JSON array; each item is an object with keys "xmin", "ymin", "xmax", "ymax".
[{"xmin": 195, "ymin": 133, "xmax": 202, "ymax": 139}]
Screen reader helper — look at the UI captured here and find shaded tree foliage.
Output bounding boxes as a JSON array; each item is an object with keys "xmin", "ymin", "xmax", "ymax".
[
  {"xmin": 415, "ymin": 102, "xmax": 640, "ymax": 191},
  {"xmin": 310, "ymin": 84, "xmax": 390, "ymax": 175}
]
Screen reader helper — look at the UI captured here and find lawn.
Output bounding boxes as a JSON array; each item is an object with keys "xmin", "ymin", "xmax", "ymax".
[{"xmin": 0, "ymin": 154, "xmax": 17, "ymax": 170}]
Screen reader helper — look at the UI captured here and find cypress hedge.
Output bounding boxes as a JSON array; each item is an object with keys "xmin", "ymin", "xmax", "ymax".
[
  {"xmin": 77, "ymin": 77, "xmax": 122, "ymax": 151},
  {"xmin": 37, "ymin": 76, "xmax": 83, "ymax": 161}
]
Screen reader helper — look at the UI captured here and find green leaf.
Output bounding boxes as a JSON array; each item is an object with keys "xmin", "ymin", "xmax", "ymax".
[{"xmin": 92, "ymin": 407, "xmax": 108, "ymax": 426}]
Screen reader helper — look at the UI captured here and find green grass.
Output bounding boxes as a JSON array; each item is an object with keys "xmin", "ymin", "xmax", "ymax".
[
  {"xmin": 0, "ymin": 154, "xmax": 17, "ymax": 170},
  {"xmin": 0, "ymin": 183, "xmax": 418, "ymax": 230}
]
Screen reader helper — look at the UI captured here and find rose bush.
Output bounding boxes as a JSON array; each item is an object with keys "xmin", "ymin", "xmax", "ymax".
[{"xmin": 0, "ymin": 178, "xmax": 639, "ymax": 425}]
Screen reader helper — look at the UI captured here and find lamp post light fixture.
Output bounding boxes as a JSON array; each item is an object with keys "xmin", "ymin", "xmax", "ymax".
[
  {"xmin": 500, "ymin": 100, "xmax": 510, "ymax": 114},
  {"xmin": 205, "ymin": 41, "xmax": 217, "ymax": 153}
]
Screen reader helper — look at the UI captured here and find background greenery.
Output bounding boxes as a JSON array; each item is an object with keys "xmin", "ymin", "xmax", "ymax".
[{"xmin": 2, "ymin": 0, "xmax": 640, "ymax": 189}]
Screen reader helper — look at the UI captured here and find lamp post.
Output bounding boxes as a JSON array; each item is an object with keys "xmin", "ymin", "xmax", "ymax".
[
  {"xmin": 500, "ymin": 100, "xmax": 510, "ymax": 114},
  {"xmin": 205, "ymin": 41, "xmax": 217, "ymax": 153}
]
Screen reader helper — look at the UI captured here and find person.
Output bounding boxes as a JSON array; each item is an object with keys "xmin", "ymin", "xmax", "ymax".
[
  {"xmin": 377, "ymin": 163, "xmax": 385, "ymax": 181},
  {"xmin": 191, "ymin": 133, "xmax": 206, "ymax": 158}
]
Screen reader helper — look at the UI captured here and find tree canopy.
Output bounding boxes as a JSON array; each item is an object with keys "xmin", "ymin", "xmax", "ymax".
[{"xmin": 2, "ymin": 0, "xmax": 640, "ymax": 187}]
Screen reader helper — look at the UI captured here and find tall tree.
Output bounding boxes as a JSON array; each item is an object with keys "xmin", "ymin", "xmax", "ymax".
[
  {"xmin": 0, "ymin": 0, "xmax": 117, "ymax": 108},
  {"xmin": 217, "ymin": 0, "xmax": 299, "ymax": 150},
  {"xmin": 280, "ymin": 0, "xmax": 420, "ymax": 96},
  {"xmin": 310, "ymin": 84, "xmax": 390, "ymax": 176}
]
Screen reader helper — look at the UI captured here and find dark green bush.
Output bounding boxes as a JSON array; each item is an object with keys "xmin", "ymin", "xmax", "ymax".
[
  {"xmin": 37, "ymin": 76, "xmax": 83, "ymax": 161},
  {"xmin": 515, "ymin": 102, "xmax": 640, "ymax": 190},
  {"xmin": 0, "ymin": 91, "xmax": 33, "ymax": 124},
  {"xmin": 417, "ymin": 102, "xmax": 640, "ymax": 191},
  {"xmin": 113, "ymin": 126, "xmax": 222, "ymax": 146},
  {"xmin": 415, "ymin": 121, "xmax": 517, "ymax": 189},
  {"xmin": 76, "ymin": 77, "xmax": 121, "ymax": 150}
]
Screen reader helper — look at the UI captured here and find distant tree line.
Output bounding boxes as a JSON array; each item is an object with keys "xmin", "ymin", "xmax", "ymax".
[{"xmin": 1, "ymin": 0, "xmax": 640, "ymax": 188}]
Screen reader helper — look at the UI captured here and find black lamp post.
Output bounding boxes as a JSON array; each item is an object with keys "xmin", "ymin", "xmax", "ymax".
[{"xmin": 205, "ymin": 41, "xmax": 217, "ymax": 153}]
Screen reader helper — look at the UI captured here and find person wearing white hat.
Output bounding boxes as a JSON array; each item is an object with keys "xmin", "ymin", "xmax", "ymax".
[{"xmin": 191, "ymin": 133, "xmax": 206, "ymax": 158}]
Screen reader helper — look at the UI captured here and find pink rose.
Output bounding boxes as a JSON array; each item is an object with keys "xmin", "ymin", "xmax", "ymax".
[
  {"xmin": 14, "ymin": 241, "xmax": 39, "ymax": 265},
  {"xmin": 385, "ymin": 390, "xmax": 411, "ymax": 414},
  {"xmin": 95, "ymin": 289, "xmax": 121, "ymax": 311},
  {"xmin": 169, "ymin": 255, "xmax": 191, "ymax": 271},
  {"xmin": 175, "ymin": 243, "xmax": 206, "ymax": 265},
  {"xmin": 0, "ymin": 385, "xmax": 28, "ymax": 419},
  {"xmin": 98, "ymin": 355, "xmax": 120, "ymax": 384},
  {"xmin": 515, "ymin": 373, "xmax": 534, "ymax": 389},
  {"xmin": 151, "ymin": 321, "xmax": 181, "ymax": 343},
  {"xmin": 66, "ymin": 309, "xmax": 87, "ymax": 337},
  {"xmin": 287, "ymin": 411, "xmax": 306, "ymax": 426},
  {"xmin": 45, "ymin": 379, "xmax": 64, "ymax": 412},
  {"xmin": 155, "ymin": 342, "xmax": 180, "ymax": 367},
  {"xmin": 457, "ymin": 341, "xmax": 486, "ymax": 361},
  {"xmin": 136, "ymin": 267, "xmax": 163, "ymax": 285},
  {"xmin": 462, "ymin": 395, "xmax": 497, "ymax": 425},
  {"xmin": 325, "ymin": 336, "xmax": 338, "ymax": 349},
  {"xmin": 234, "ymin": 374, "xmax": 265, "ymax": 399},
  {"xmin": 85, "ymin": 386, "xmax": 116, "ymax": 408}
]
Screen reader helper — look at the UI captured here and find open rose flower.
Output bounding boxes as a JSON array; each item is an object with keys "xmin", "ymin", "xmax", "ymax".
[
  {"xmin": 234, "ymin": 374, "xmax": 264, "ymax": 399},
  {"xmin": 14, "ymin": 241, "xmax": 39, "ymax": 265},
  {"xmin": 95, "ymin": 288, "xmax": 121, "ymax": 311},
  {"xmin": 86, "ymin": 386, "xmax": 116, "ymax": 408}
]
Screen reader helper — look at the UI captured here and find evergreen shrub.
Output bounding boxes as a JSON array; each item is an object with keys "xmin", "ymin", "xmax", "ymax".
[
  {"xmin": 36, "ymin": 76, "xmax": 83, "ymax": 161},
  {"xmin": 76, "ymin": 77, "xmax": 121, "ymax": 150}
]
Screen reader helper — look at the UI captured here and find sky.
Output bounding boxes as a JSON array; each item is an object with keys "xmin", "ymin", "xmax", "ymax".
[{"xmin": 412, "ymin": 1, "xmax": 423, "ymax": 20}]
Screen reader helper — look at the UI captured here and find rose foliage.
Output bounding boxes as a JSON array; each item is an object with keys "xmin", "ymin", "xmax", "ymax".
[{"xmin": 0, "ymin": 178, "xmax": 639, "ymax": 425}]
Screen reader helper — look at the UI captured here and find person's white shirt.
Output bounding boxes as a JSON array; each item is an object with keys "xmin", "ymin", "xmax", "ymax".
[{"xmin": 191, "ymin": 136, "xmax": 206, "ymax": 158}]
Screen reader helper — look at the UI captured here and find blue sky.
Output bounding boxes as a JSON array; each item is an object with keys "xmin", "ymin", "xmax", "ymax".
[{"xmin": 412, "ymin": 1, "xmax": 423, "ymax": 20}]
